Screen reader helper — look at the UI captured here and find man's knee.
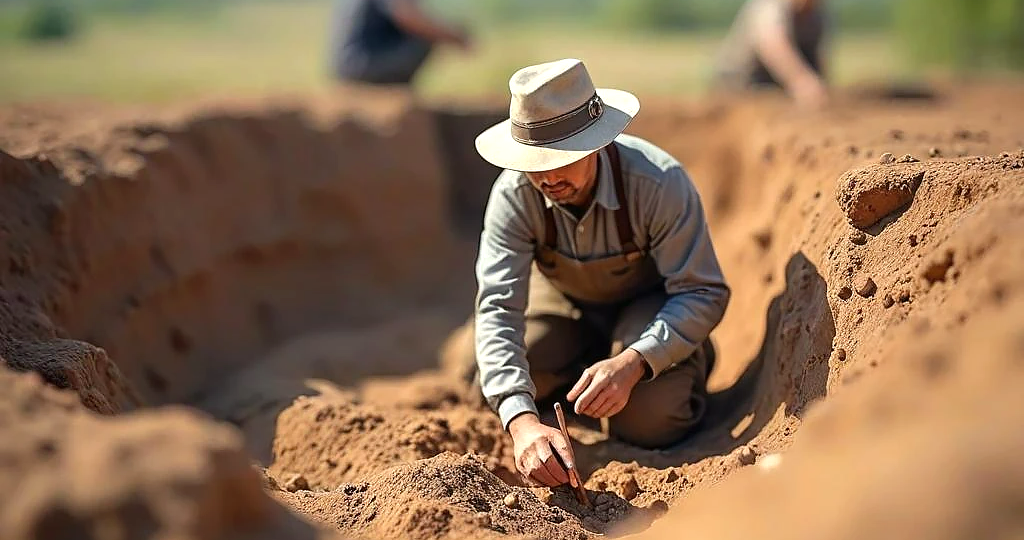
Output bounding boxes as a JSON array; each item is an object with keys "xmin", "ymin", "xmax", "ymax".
[
  {"xmin": 610, "ymin": 395, "xmax": 701, "ymax": 449},
  {"xmin": 608, "ymin": 357, "xmax": 708, "ymax": 449},
  {"xmin": 525, "ymin": 316, "xmax": 588, "ymax": 400}
]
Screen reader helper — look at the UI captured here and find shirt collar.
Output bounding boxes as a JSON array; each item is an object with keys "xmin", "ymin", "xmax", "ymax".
[{"xmin": 541, "ymin": 147, "xmax": 621, "ymax": 211}]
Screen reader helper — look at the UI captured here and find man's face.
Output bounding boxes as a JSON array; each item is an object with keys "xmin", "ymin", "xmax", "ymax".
[{"xmin": 525, "ymin": 153, "xmax": 598, "ymax": 207}]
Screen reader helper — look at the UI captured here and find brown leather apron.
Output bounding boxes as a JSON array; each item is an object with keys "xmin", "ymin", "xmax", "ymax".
[{"xmin": 533, "ymin": 142, "xmax": 663, "ymax": 306}]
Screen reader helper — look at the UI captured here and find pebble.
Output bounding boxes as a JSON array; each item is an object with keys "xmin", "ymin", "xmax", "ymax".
[
  {"xmin": 928, "ymin": 146, "xmax": 941, "ymax": 157},
  {"xmin": 878, "ymin": 152, "xmax": 896, "ymax": 164},
  {"xmin": 757, "ymin": 453, "xmax": 783, "ymax": 471},
  {"xmin": 284, "ymin": 473, "xmax": 309, "ymax": 492},
  {"xmin": 665, "ymin": 469, "xmax": 679, "ymax": 482},
  {"xmin": 837, "ymin": 286, "xmax": 853, "ymax": 300},
  {"xmin": 849, "ymin": 230, "xmax": 867, "ymax": 246},
  {"xmin": 620, "ymin": 477, "xmax": 640, "ymax": 501},
  {"xmin": 855, "ymin": 276, "xmax": 877, "ymax": 298},
  {"xmin": 897, "ymin": 154, "xmax": 920, "ymax": 163},
  {"xmin": 834, "ymin": 348, "xmax": 847, "ymax": 361},
  {"xmin": 474, "ymin": 512, "xmax": 491, "ymax": 528},
  {"xmin": 503, "ymin": 491, "xmax": 520, "ymax": 509},
  {"xmin": 883, "ymin": 294, "xmax": 895, "ymax": 308},
  {"xmin": 737, "ymin": 445, "xmax": 757, "ymax": 465}
]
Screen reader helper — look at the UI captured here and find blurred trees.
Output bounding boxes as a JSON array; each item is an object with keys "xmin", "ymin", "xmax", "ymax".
[
  {"xmin": 20, "ymin": 2, "xmax": 79, "ymax": 41},
  {"xmin": 895, "ymin": 0, "xmax": 1024, "ymax": 70}
]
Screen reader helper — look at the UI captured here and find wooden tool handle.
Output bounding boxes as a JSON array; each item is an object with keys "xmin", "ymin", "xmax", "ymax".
[{"xmin": 554, "ymin": 403, "xmax": 591, "ymax": 507}]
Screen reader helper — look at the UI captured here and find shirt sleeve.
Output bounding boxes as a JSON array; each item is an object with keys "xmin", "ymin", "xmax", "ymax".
[
  {"xmin": 627, "ymin": 166, "xmax": 731, "ymax": 379},
  {"xmin": 474, "ymin": 174, "xmax": 540, "ymax": 429},
  {"xmin": 750, "ymin": 0, "xmax": 792, "ymax": 38}
]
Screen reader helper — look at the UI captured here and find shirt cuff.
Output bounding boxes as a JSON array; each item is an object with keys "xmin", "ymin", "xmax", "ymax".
[
  {"xmin": 629, "ymin": 335, "xmax": 676, "ymax": 380},
  {"xmin": 498, "ymin": 393, "xmax": 539, "ymax": 430}
]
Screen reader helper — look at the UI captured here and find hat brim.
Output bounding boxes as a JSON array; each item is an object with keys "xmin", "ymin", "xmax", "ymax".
[{"xmin": 474, "ymin": 88, "xmax": 640, "ymax": 172}]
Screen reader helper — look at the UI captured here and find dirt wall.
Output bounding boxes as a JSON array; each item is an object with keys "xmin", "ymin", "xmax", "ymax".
[{"xmin": 1, "ymin": 82, "xmax": 1023, "ymax": 540}]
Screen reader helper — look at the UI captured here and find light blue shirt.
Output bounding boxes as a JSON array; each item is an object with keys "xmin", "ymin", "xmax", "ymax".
[{"xmin": 474, "ymin": 134, "xmax": 731, "ymax": 428}]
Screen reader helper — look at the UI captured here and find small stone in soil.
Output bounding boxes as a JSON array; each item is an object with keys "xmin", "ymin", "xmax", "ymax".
[
  {"xmin": 879, "ymin": 152, "xmax": 896, "ymax": 164},
  {"xmin": 621, "ymin": 477, "xmax": 640, "ymax": 501},
  {"xmin": 883, "ymin": 294, "xmax": 895, "ymax": 308},
  {"xmin": 835, "ymin": 348, "xmax": 847, "ymax": 361},
  {"xmin": 838, "ymin": 286, "xmax": 853, "ymax": 300},
  {"xmin": 856, "ymin": 276, "xmax": 877, "ymax": 297},
  {"xmin": 897, "ymin": 153, "xmax": 919, "ymax": 163},
  {"xmin": 738, "ymin": 445, "xmax": 757, "ymax": 465},
  {"xmin": 284, "ymin": 473, "xmax": 310, "ymax": 492},
  {"xmin": 503, "ymin": 492, "xmax": 520, "ymax": 509},
  {"xmin": 850, "ymin": 230, "xmax": 867, "ymax": 245}
]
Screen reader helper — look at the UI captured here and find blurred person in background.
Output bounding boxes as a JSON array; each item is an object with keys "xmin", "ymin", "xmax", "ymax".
[
  {"xmin": 713, "ymin": 0, "xmax": 830, "ymax": 108},
  {"xmin": 330, "ymin": 0, "xmax": 472, "ymax": 86}
]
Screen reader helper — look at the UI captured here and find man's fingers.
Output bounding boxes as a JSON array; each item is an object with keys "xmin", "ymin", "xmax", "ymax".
[
  {"xmin": 566, "ymin": 370, "xmax": 593, "ymax": 402},
  {"xmin": 537, "ymin": 445, "xmax": 569, "ymax": 485},
  {"xmin": 585, "ymin": 391, "xmax": 615, "ymax": 418},
  {"xmin": 574, "ymin": 375, "xmax": 608, "ymax": 415},
  {"xmin": 604, "ymin": 399, "xmax": 628, "ymax": 418},
  {"xmin": 594, "ymin": 396, "xmax": 623, "ymax": 419},
  {"xmin": 550, "ymin": 433, "xmax": 575, "ymax": 472},
  {"xmin": 529, "ymin": 458, "xmax": 558, "ymax": 487}
]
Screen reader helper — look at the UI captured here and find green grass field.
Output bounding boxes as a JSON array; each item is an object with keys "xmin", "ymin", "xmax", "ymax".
[{"xmin": 0, "ymin": 1, "xmax": 903, "ymax": 104}]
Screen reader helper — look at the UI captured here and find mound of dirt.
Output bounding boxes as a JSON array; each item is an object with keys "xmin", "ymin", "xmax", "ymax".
[
  {"xmin": 642, "ymin": 294, "xmax": 1024, "ymax": 540},
  {"xmin": 269, "ymin": 393, "xmax": 517, "ymax": 489},
  {"xmin": 0, "ymin": 366, "xmax": 327, "ymax": 540},
  {"xmin": 277, "ymin": 451, "xmax": 586, "ymax": 540}
]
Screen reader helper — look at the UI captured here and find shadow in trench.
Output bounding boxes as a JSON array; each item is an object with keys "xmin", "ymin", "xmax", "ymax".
[
  {"xmin": 430, "ymin": 106, "xmax": 505, "ymax": 239},
  {"xmin": 572, "ymin": 251, "xmax": 836, "ymax": 473}
]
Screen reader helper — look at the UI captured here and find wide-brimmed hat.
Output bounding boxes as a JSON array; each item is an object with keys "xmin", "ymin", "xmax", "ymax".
[{"xmin": 475, "ymin": 58, "xmax": 640, "ymax": 172}]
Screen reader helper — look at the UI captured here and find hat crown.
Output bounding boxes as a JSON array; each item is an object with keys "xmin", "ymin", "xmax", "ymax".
[{"xmin": 509, "ymin": 59, "xmax": 596, "ymax": 125}]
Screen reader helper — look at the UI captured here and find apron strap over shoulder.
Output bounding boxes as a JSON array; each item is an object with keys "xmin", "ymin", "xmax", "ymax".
[
  {"xmin": 607, "ymin": 143, "xmax": 641, "ymax": 258},
  {"xmin": 543, "ymin": 205, "xmax": 557, "ymax": 249}
]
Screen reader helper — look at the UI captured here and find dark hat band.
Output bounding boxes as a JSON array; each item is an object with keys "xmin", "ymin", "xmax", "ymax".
[{"xmin": 510, "ymin": 94, "xmax": 604, "ymax": 145}]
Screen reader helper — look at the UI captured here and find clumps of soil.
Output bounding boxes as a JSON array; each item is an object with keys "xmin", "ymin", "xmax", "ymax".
[
  {"xmin": 0, "ymin": 288, "xmax": 140, "ymax": 415},
  {"xmin": 835, "ymin": 163, "xmax": 926, "ymax": 229},
  {"xmin": 270, "ymin": 394, "xmax": 517, "ymax": 490},
  {"xmin": 277, "ymin": 452, "xmax": 588, "ymax": 540},
  {"xmin": 538, "ymin": 484, "xmax": 668, "ymax": 536},
  {"xmin": 921, "ymin": 249, "xmax": 955, "ymax": 285},
  {"xmin": 0, "ymin": 366, "xmax": 317, "ymax": 540}
]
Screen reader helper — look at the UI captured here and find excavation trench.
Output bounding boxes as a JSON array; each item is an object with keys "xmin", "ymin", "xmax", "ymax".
[
  {"xmin": 0, "ymin": 95, "xmax": 767, "ymax": 536},
  {"xmin": 4, "ymin": 86, "xmax": 1023, "ymax": 540}
]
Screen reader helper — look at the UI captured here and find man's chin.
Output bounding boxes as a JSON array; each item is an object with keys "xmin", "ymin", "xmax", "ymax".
[{"xmin": 548, "ymin": 192, "xmax": 577, "ymax": 205}]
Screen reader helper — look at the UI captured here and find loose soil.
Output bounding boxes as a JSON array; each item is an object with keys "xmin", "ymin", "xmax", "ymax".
[{"xmin": 1, "ymin": 81, "xmax": 1023, "ymax": 540}]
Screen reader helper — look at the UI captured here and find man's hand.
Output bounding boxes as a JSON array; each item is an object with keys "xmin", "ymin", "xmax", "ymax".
[
  {"xmin": 567, "ymin": 349, "xmax": 646, "ymax": 418},
  {"xmin": 508, "ymin": 413, "xmax": 574, "ymax": 487},
  {"xmin": 792, "ymin": 73, "xmax": 829, "ymax": 109}
]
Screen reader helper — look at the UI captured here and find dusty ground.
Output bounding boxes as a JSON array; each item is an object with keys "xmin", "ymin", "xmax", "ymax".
[{"xmin": 1, "ymin": 81, "xmax": 1023, "ymax": 540}]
